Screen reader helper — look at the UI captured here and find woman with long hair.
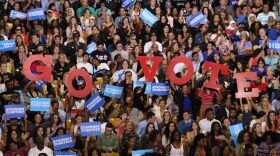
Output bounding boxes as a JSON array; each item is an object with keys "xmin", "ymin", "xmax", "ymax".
[
  {"xmin": 70, "ymin": 114, "xmax": 83, "ymax": 136},
  {"xmin": 236, "ymin": 130, "xmax": 257, "ymax": 156},
  {"xmin": 207, "ymin": 121, "xmax": 222, "ymax": 148},
  {"xmin": 29, "ymin": 126, "xmax": 49, "ymax": 148},
  {"xmin": 189, "ymin": 134, "xmax": 208, "ymax": 156},
  {"xmin": 221, "ymin": 118, "xmax": 232, "ymax": 145},
  {"xmin": 251, "ymin": 123, "xmax": 263, "ymax": 146},
  {"xmin": 201, "ymin": 6, "xmax": 212, "ymax": 22},
  {"xmin": 47, "ymin": 114, "xmax": 62, "ymax": 138},
  {"xmin": 162, "ymin": 122, "xmax": 178, "ymax": 148},
  {"xmin": 159, "ymin": 111, "xmax": 172, "ymax": 132},
  {"xmin": 166, "ymin": 131, "xmax": 188, "ymax": 156},
  {"xmin": 252, "ymin": 96, "xmax": 272, "ymax": 115},
  {"xmin": 66, "ymin": 16, "xmax": 82, "ymax": 39},
  {"xmin": 14, "ymin": 44, "xmax": 27, "ymax": 68},
  {"xmin": 186, "ymin": 122, "xmax": 200, "ymax": 145},
  {"xmin": 184, "ymin": 36, "xmax": 194, "ymax": 54},
  {"xmin": 140, "ymin": 123, "xmax": 155, "ymax": 149},
  {"xmin": 120, "ymin": 136, "xmax": 139, "ymax": 156},
  {"xmin": 265, "ymin": 111, "xmax": 279, "ymax": 132},
  {"xmin": 208, "ymin": 13, "xmax": 222, "ymax": 33},
  {"xmin": 120, "ymin": 121, "xmax": 139, "ymax": 150},
  {"xmin": 252, "ymin": 58, "xmax": 267, "ymax": 77},
  {"xmin": 117, "ymin": 17, "xmax": 134, "ymax": 43},
  {"xmin": 147, "ymin": 130, "xmax": 165, "ymax": 154}
]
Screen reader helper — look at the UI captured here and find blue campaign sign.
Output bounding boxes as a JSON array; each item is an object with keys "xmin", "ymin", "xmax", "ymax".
[
  {"xmin": 268, "ymin": 40, "xmax": 280, "ymax": 52},
  {"xmin": 144, "ymin": 82, "xmax": 152, "ymax": 94},
  {"xmin": 132, "ymin": 149, "xmax": 153, "ymax": 156},
  {"xmin": 104, "ymin": 84, "xmax": 124, "ymax": 98},
  {"xmin": 30, "ymin": 98, "xmax": 50, "ymax": 112},
  {"xmin": 80, "ymin": 122, "xmax": 102, "ymax": 136},
  {"xmin": 27, "ymin": 8, "xmax": 45, "ymax": 21},
  {"xmin": 35, "ymin": 80, "xmax": 45, "ymax": 90},
  {"xmin": 10, "ymin": 10, "xmax": 27, "ymax": 19},
  {"xmin": 54, "ymin": 152, "xmax": 76, "ymax": 156},
  {"xmin": 139, "ymin": 8, "xmax": 158, "ymax": 27},
  {"xmin": 85, "ymin": 93, "xmax": 105, "ymax": 112},
  {"xmin": 86, "ymin": 42, "xmax": 96, "ymax": 54},
  {"xmin": 5, "ymin": 104, "xmax": 25, "ymax": 119},
  {"xmin": 229, "ymin": 123, "xmax": 244, "ymax": 145},
  {"xmin": 122, "ymin": 0, "xmax": 136, "ymax": 10},
  {"xmin": 188, "ymin": 12, "xmax": 206, "ymax": 27},
  {"xmin": 52, "ymin": 134, "xmax": 74, "ymax": 151},
  {"xmin": 133, "ymin": 81, "xmax": 145, "ymax": 90},
  {"xmin": 151, "ymin": 83, "xmax": 169, "ymax": 96},
  {"xmin": 0, "ymin": 40, "xmax": 16, "ymax": 52}
]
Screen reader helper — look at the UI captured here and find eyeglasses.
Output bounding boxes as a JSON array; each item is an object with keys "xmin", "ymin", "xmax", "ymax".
[
  {"xmin": 126, "ymin": 74, "xmax": 132, "ymax": 77},
  {"xmin": 16, "ymin": 29, "xmax": 21, "ymax": 31}
]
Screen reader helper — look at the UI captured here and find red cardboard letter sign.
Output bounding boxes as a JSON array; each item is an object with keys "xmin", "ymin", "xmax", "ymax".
[
  {"xmin": 137, "ymin": 56, "xmax": 163, "ymax": 82},
  {"xmin": 167, "ymin": 56, "xmax": 194, "ymax": 85},
  {"xmin": 204, "ymin": 61, "xmax": 229, "ymax": 90},
  {"xmin": 22, "ymin": 55, "xmax": 52, "ymax": 81},
  {"xmin": 233, "ymin": 72, "xmax": 259, "ymax": 98},
  {"xmin": 66, "ymin": 69, "xmax": 92, "ymax": 98}
]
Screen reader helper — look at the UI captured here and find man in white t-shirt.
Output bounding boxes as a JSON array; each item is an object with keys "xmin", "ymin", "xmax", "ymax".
[
  {"xmin": 111, "ymin": 41, "xmax": 129, "ymax": 60},
  {"xmin": 143, "ymin": 33, "xmax": 163, "ymax": 53},
  {"xmin": 76, "ymin": 53, "xmax": 93, "ymax": 74},
  {"xmin": 28, "ymin": 137, "xmax": 53, "ymax": 156},
  {"xmin": 257, "ymin": 4, "xmax": 276, "ymax": 25},
  {"xmin": 92, "ymin": 56, "xmax": 110, "ymax": 73},
  {"xmin": 199, "ymin": 108, "xmax": 221, "ymax": 134}
]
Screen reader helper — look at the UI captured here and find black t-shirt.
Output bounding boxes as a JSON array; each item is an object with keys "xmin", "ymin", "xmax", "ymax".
[
  {"xmin": 53, "ymin": 62, "xmax": 70, "ymax": 80},
  {"xmin": 91, "ymin": 50, "xmax": 111, "ymax": 63}
]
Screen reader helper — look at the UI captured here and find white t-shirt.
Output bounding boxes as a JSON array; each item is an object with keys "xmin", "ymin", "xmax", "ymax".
[
  {"xmin": 93, "ymin": 63, "xmax": 110, "ymax": 73},
  {"xmin": 111, "ymin": 50, "xmax": 129, "ymax": 60},
  {"xmin": 199, "ymin": 118, "xmax": 221, "ymax": 134},
  {"xmin": 143, "ymin": 41, "xmax": 163, "ymax": 53},
  {"xmin": 77, "ymin": 62, "xmax": 93, "ymax": 74},
  {"xmin": 28, "ymin": 146, "xmax": 53, "ymax": 156}
]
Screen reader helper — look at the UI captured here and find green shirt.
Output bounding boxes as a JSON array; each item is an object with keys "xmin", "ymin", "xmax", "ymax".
[
  {"xmin": 95, "ymin": 8, "xmax": 112, "ymax": 16},
  {"xmin": 96, "ymin": 133, "xmax": 119, "ymax": 150},
  {"xmin": 77, "ymin": 6, "xmax": 97, "ymax": 17}
]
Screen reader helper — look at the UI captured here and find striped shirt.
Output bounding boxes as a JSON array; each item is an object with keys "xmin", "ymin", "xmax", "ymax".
[{"xmin": 197, "ymin": 88, "xmax": 222, "ymax": 105}]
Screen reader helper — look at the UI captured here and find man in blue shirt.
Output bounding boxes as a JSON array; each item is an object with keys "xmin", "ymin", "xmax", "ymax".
[
  {"xmin": 177, "ymin": 111, "xmax": 193, "ymax": 135},
  {"xmin": 137, "ymin": 112, "xmax": 158, "ymax": 137},
  {"xmin": 268, "ymin": 21, "xmax": 280, "ymax": 40}
]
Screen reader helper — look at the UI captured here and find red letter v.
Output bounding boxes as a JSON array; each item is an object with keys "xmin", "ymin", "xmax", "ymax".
[{"xmin": 136, "ymin": 56, "xmax": 163, "ymax": 82}]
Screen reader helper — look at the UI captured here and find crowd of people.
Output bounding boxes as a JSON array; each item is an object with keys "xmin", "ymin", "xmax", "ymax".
[{"xmin": 0, "ymin": 0, "xmax": 280, "ymax": 155}]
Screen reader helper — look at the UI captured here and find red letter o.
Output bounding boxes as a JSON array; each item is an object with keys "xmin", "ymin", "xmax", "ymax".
[
  {"xmin": 167, "ymin": 56, "xmax": 194, "ymax": 85},
  {"xmin": 66, "ymin": 69, "xmax": 92, "ymax": 98}
]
